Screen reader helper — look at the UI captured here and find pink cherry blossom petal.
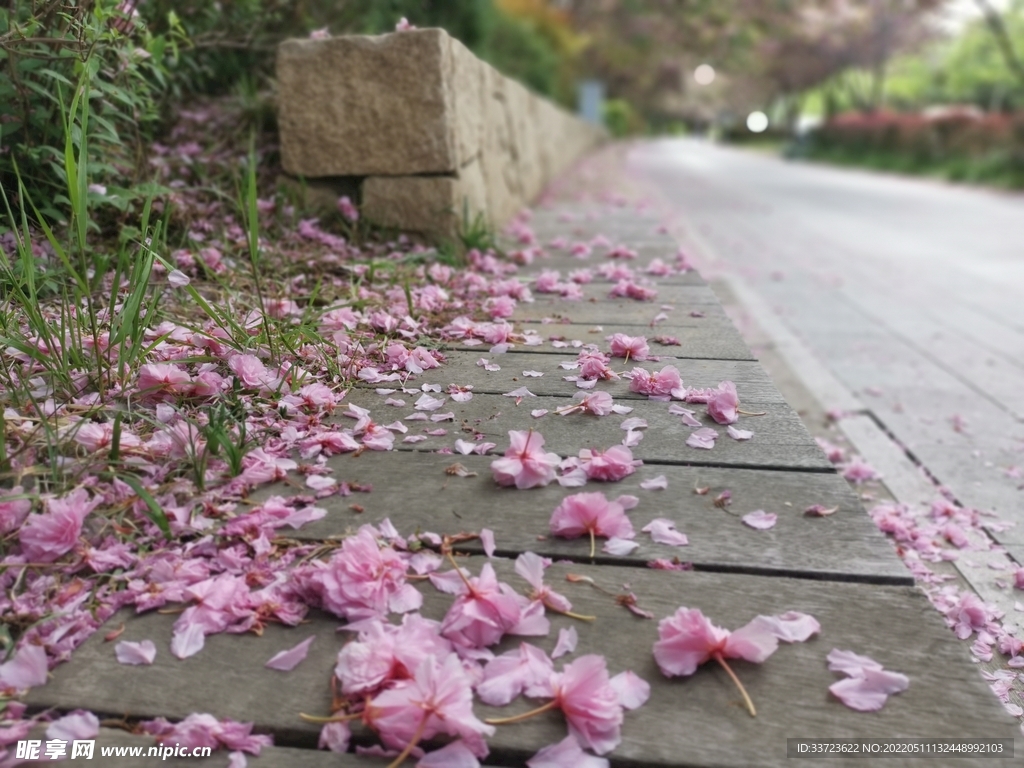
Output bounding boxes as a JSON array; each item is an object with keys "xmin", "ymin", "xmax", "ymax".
[
  {"xmin": 609, "ymin": 670, "xmax": 651, "ymax": 710},
  {"xmin": 46, "ymin": 710, "xmax": 100, "ymax": 742},
  {"xmin": 480, "ymin": 529, "xmax": 496, "ymax": 558},
  {"xmin": 504, "ymin": 387, "xmax": 536, "ymax": 398},
  {"xmin": 826, "ymin": 648, "xmax": 884, "ymax": 677},
  {"xmin": 0, "ymin": 643, "xmax": 49, "ymax": 690},
  {"xmin": 527, "ymin": 735, "xmax": 610, "ymax": 768},
  {"xmin": 752, "ymin": 612, "xmax": 821, "ymax": 643},
  {"xmin": 727, "ymin": 425, "xmax": 753, "ymax": 440},
  {"xmin": 552, "ymin": 627, "xmax": 579, "ymax": 659},
  {"xmin": 619, "ymin": 417, "xmax": 648, "ymax": 431},
  {"xmin": 265, "ymin": 636, "xmax": 315, "ymax": 671},
  {"xmin": 742, "ymin": 510, "xmax": 777, "ymax": 530},
  {"xmin": 115, "ymin": 640, "xmax": 157, "ymax": 666},
  {"xmin": 417, "ymin": 740, "xmax": 481, "ymax": 768},
  {"xmin": 414, "ymin": 393, "xmax": 447, "ymax": 411},
  {"xmin": 641, "ymin": 519, "xmax": 689, "ymax": 546},
  {"xmin": 603, "ymin": 537, "xmax": 640, "ymax": 556},
  {"xmin": 829, "ymin": 668, "xmax": 909, "ymax": 712},
  {"xmin": 639, "ymin": 475, "xmax": 668, "ymax": 490},
  {"xmin": 686, "ymin": 427, "xmax": 718, "ymax": 450}
]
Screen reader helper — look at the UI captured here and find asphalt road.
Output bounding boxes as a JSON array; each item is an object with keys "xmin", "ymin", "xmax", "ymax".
[{"xmin": 629, "ymin": 138, "xmax": 1024, "ymax": 538}]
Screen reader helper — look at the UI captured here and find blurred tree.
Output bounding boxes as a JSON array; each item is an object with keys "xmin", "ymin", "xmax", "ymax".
[{"xmin": 558, "ymin": 0, "xmax": 940, "ymax": 125}]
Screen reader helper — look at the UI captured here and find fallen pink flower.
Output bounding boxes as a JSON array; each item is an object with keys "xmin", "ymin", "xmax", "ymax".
[
  {"xmin": 608, "ymin": 333, "xmax": 649, "ymax": 361},
  {"xmin": 653, "ymin": 607, "xmax": 783, "ymax": 716},
  {"xmin": 706, "ymin": 381, "xmax": 739, "ymax": 425},
  {"xmin": 550, "ymin": 492, "xmax": 638, "ymax": 558},
  {"xmin": 491, "ymin": 430, "xmax": 561, "ymax": 489},
  {"xmin": 628, "ymin": 365, "xmax": 681, "ymax": 397},
  {"xmin": 842, "ymin": 457, "xmax": 879, "ymax": 483},
  {"xmin": 19, "ymin": 487, "xmax": 99, "ymax": 563},
  {"xmin": 369, "ymin": 654, "xmax": 493, "ymax": 760},
  {"xmin": 487, "ymin": 655, "xmax": 629, "ymax": 755},
  {"xmin": 577, "ymin": 445, "xmax": 641, "ymax": 482}
]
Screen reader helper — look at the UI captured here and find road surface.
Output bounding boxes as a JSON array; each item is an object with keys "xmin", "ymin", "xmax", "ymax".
[{"xmin": 629, "ymin": 138, "xmax": 1024, "ymax": 545}]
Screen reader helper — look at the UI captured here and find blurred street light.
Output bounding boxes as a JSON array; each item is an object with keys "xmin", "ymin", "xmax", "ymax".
[
  {"xmin": 693, "ymin": 64, "xmax": 716, "ymax": 85},
  {"xmin": 746, "ymin": 111, "xmax": 769, "ymax": 133}
]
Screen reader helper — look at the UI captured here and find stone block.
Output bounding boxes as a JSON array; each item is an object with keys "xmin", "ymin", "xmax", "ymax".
[
  {"xmin": 277, "ymin": 29, "xmax": 460, "ymax": 177},
  {"xmin": 276, "ymin": 27, "xmax": 606, "ymax": 237},
  {"xmin": 361, "ymin": 157, "xmax": 489, "ymax": 240}
]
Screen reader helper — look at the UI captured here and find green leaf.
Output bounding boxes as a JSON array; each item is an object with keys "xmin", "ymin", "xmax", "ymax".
[{"xmin": 117, "ymin": 474, "xmax": 172, "ymax": 540}]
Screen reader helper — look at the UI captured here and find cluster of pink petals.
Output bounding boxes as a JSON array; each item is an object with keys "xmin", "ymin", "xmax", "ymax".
[
  {"xmin": 577, "ymin": 350, "xmax": 617, "ymax": 381},
  {"xmin": 706, "ymin": 381, "xmax": 739, "ymax": 425},
  {"xmin": 559, "ymin": 445, "xmax": 642, "ymax": 485},
  {"xmin": 491, "ymin": 430, "xmax": 561, "ymax": 489},
  {"xmin": 652, "ymin": 607, "xmax": 780, "ymax": 677},
  {"xmin": 827, "ymin": 649, "xmax": 909, "ymax": 711},
  {"xmin": 842, "ymin": 456, "xmax": 880, "ymax": 483},
  {"xmin": 19, "ymin": 488, "xmax": 99, "ymax": 563},
  {"xmin": 544, "ymin": 655, "xmax": 648, "ymax": 755},
  {"xmin": 550, "ymin": 492, "xmax": 638, "ymax": 543},
  {"xmin": 335, "ymin": 613, "xmax": 452, "ymax": 697},
  {"xmin": 368, "ymin": 654, "xmax": 494, "ymax": 759},
  {"xmin": 293, "ymin": 526, "xmax": 420, "ymax": 622},
  {"xmin": 438, "ymin": 562, "xmax": 544, "ymax": 649},
  {"xmin": 139, "ymin": 713, "xmax": 272, "ymax": 755},
  {"xmin": 609, "ymin": 280, "xmax": 656, "ymax": 301},
  {"xmin": 608, "ymin": 333, "xmax": 649, "ymax": 361},
  {"xmin": 515, "ymin": 552, "xmax": 573, "ymax": 614},
  {"xmin": 561, "ymin": 391, "xmax": 614, "ymax": 417},
  {"xmin": 628, "ymin": 365, "xmax": 682, "ymax": 398}
]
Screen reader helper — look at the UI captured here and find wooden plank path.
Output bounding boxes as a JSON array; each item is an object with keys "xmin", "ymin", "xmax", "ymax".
[{"xmin": 25, "ymin": 202, "xmax": 1019, "ymax": 766}]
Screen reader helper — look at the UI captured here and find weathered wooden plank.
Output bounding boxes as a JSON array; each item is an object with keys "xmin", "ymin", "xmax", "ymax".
[
  {"xmin": 250, "ymin": 451, "xmax": 910, "ymax": 584},
  {"xmin": 375, "ymin": 352, "xmax": 785, "ymax": 403},
  {"xmin": 341, "ymin": 389, "xmax": 833, "ymax": 470},
  {"xmin": 513, "ymin": 256, "xmax": 706, "ymax": 287},
  {"xmin": 448, "ymin": 320, "xmax": 756, "ymax": 362},
  {"xmin": 19, "ymin": 727, "xmax": 404, "ymax": 768},
  {"xmin": 511, "ymin": 288, "xmax": 727, "ymax": 325},
  {"xmin": 28, "ymin": 563, "xmax": 1017, "ymax": 767}
]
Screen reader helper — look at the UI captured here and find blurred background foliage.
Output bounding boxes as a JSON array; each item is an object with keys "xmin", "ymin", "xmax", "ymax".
[{"xmin": 4, "ymin": 0, "xmax": 1024, "ymax": 221}]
